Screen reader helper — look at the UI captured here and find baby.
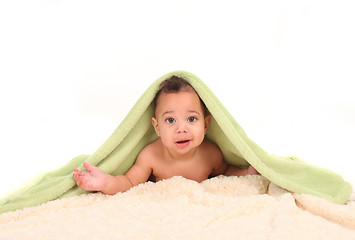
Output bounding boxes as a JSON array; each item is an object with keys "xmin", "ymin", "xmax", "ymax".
[{"xmin": 73, "ymin": 76, "xmax": 258, "ymax": 194}]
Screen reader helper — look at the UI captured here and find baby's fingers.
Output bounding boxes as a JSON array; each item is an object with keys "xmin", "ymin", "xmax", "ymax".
[
  {"xmin": 73, "ymin": 171, "xmax": 92, "ymax": 190},
  {"xmin": 73, "ymin": 168, "xmax": 82, "ymax": 180},
  {"xmin": 73, "ymin": 168, "xmax": 86, "ymax": 185}
]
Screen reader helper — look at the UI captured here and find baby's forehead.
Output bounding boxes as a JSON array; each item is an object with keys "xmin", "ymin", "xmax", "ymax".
[
  {"xmin": 155, "ymin": 90, "xmax": 205, "ymax": 114},
  {"xmin": 154, "ymin": 85, "xmax": 207, "ymax": 116}
]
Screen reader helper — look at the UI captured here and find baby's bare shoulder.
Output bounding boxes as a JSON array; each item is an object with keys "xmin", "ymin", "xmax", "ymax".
[
  {"xmin": 200, "ymin": 140, "xmax": 221, "ymax": 151},
  {"xmin": 200, "ymin": 140, "xmax": 223, "ymax": 159},
  {"xmin": 136, "ymin": 139, "xmax": 163, "ymax": 164},
  {"xmin": 200, "ymin": 141, "xmax": 227, "ymax": 176}
]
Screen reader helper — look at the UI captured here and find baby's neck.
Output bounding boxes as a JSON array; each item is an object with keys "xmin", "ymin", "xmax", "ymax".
[{"xmin": 164, "ymin": 147, "xmax": 198, "ymax": 162}]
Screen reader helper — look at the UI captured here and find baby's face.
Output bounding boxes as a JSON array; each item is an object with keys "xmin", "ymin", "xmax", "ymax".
[{"xmin": 152, "ymin": 89, "xmax": 210, "ymax": 156}]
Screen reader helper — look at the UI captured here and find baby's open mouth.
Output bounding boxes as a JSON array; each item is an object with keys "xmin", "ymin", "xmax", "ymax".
[{"xmin": 175, "ymin": 139, "xmax": 191, "ymax": 148}]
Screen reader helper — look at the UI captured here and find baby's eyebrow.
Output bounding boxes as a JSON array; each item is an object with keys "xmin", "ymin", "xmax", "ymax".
[
  {"xmin": 162, "ymin": 111, "xmax": 174, "ymax": 117},
  {"xmin": 187, "ymin": 110, "xmax": 201, "ymax": 115},
  {"xmin": 162, "ymin": 110, "xmax": 201, "ymax": 117}
]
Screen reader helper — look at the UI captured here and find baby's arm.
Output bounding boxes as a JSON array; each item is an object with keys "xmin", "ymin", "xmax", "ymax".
[
  {"xmin": 73, "ymin": 162, "xmax": 133, "ymax": 194},
  {"xmin": 205, "ymin": 141, "xmax": 257, "ymax": 177},
  {"xmin": 224, "ymin": 164, "xmax": 259, "ymax": 176},
  {"xmin": 206, "ymin": 141, "xmax": 260, "ymax": 177},
  {"xmin": 73, "ymin": 152, "xmax": 153, "ymax": 194},
  {"xmin": 207, "ymin": 143, "xmax": 256, "ymax": 177},
  {"xmin": 103, "ymin": 155, "xmax": 153, "ymax": 194}
]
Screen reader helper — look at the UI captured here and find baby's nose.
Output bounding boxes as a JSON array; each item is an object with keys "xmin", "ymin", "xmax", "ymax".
[{"xmin": 176, "ymin": 122, "xmax": 188, "ymax": 133}]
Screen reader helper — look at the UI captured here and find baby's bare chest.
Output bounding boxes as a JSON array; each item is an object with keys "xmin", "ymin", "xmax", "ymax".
[{"xmin": 152, "ymin": 159, "xmax": 212, "ymax": 183}]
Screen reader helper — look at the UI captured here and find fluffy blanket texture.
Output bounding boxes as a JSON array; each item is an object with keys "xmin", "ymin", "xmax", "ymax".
[
  {"xmin": 0, "ymin": 70, "xmax": 352, "ymax": 214},
  {"xmin": 0, "ymin": 175, "xmax": 354, "ymax": 240}
]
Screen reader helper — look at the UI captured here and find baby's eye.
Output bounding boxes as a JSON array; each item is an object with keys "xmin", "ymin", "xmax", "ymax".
[
  {"xmin": 166, "ymin": 118, "xmax": 176, "ymax": 124},
  {"xmin": 187, "ymin": 117, "xmax": 197, "ymax": 122}
]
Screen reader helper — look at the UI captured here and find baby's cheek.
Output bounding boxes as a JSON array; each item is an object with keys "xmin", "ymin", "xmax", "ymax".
[
  {"xmin": 160, "ymin": 134, "xmax": 172, "ymax": 147},
  {"xmin": 197, "ymin": 129, "xmax": 206, "ymax": 143}
]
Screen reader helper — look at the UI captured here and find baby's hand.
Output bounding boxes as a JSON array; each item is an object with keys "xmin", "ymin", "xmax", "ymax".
[
  {"xmin": 247, "ymin": 165, "xmax": 260, "ymax": 175},
  {"xmin": 73, "ymin": 162, "xmax": 108, "ymax": 191}
]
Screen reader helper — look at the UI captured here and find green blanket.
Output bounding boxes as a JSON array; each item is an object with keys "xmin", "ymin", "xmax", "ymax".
[{"xmin": 0, "ymin": 71, "xmax": 352, "ymax": 213}]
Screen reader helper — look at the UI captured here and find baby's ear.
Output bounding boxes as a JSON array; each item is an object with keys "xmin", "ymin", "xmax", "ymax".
[
  {"xmin": 204, "ymin": 115, "xmax": 212, "ymax": 134},
  {"xmin": 152, "ymin": 117, "xmax": 160, "ymax": 136}
]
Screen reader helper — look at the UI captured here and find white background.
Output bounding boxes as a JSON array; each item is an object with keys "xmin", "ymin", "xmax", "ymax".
[{"xmin": 0, "ymin": 0, "xmax": 354, "ymax": 197}]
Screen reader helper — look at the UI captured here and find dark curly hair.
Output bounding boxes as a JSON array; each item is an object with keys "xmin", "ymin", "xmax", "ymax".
[{"xmin": 153, "ymin": 75, "xmax": 207, "ymax": 115}]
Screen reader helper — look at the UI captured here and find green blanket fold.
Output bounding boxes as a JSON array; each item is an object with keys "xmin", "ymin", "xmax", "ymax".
[{"xmin": 0, "ymin": 71, "xmax": 352, "ymax": 213}]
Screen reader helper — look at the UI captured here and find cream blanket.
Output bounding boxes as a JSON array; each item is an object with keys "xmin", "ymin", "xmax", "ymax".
[{"xmin": 0, "ymin": 175, "xmax": 354, "ymax": 239}]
